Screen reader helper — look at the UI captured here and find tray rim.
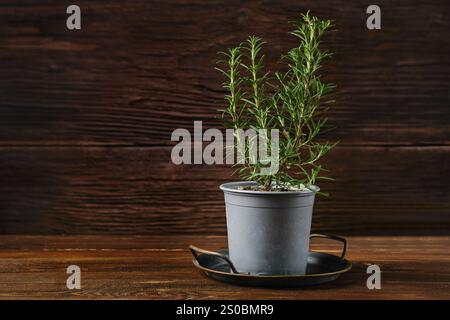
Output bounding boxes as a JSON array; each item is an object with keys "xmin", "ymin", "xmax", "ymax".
[{"xmin": 192, "ymin": 250, "xmax": 352, "ymax": 279}]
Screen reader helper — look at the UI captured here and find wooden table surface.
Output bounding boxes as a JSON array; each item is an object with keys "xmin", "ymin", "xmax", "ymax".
[{"xmin": 0, "ymin": 235, "xmax": 449, "ymax": 299}]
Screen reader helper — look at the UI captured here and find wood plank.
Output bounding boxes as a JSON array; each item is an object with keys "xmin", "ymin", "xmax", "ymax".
[
  {"xmin": 0, "ymin": 146, "xmax": 448, "ymax": 235},
  {"xmin": 0, "ymin": 0, "xmax": 448, "ymax": 146},
  {"xmin": 0, "ymin": 235, "xmax": 449, "ymax": 299}
]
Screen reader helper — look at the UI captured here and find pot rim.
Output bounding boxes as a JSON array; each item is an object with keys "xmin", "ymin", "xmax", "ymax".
[{"xmin": 219, "ymin": 181, "xmax": 319, "ymax": 196}]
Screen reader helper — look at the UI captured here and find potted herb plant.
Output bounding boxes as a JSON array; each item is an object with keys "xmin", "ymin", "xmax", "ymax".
[{"xmin": 216, "ymin": 13, "xmax": 336, "ymax": 275}]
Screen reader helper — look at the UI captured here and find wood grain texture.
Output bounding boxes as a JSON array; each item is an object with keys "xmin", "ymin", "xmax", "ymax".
[
  {"xmin": 0, "ymin": 1, "xmax": 449, "ymax": 235},
  {"xmin": 0, "ymin": 146, "xmax": 448, "ymax": 235},
  {"xmin": 0, "ymin": 235, "xmax": 449, "ymax": 299},
  {"xmin": 0, "ymin": 0, "xmax": 449, "ymax": 146}
]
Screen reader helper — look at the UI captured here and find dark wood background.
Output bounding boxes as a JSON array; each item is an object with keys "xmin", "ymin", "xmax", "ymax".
[{"xmin": 0, "ymin": 0, "xmax": 448, "ymax": 235}]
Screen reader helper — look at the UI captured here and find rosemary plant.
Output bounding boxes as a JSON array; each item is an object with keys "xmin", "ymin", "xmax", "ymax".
[{"xmin": 216, "ymin": 12, "xmax": 336, "ymax": 193}]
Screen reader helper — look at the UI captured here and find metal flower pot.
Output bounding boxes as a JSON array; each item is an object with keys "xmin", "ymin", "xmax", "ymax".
[{"xmin": 220, "ymin": 181, "xmax": 318, "ymax": 275}]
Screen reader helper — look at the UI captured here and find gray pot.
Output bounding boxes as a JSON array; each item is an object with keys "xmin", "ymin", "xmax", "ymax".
[{"xmin": 220, "ymin": 181, "xmax": 318, "ymax": 275}]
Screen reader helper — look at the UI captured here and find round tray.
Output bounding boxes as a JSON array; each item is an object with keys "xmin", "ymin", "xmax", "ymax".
[{"xmin": 190, "ymin": 234, "xmax": 352, "ymax": 287}]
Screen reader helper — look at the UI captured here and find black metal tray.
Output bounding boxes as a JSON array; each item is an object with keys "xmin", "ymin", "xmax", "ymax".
[{"xmin": 190, "ymin": 234, "xmax": 352, "ymax": 287}]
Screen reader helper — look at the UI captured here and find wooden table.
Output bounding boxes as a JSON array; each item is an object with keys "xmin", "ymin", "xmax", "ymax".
[{"xmin": 0, "ymin": 236, "xmax": 449, "ymax": 299}]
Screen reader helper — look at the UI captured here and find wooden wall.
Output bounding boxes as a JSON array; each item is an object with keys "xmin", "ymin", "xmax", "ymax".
[{"xmin": 0, "ymin": 0, "xmax": 449, "ymax": 235}]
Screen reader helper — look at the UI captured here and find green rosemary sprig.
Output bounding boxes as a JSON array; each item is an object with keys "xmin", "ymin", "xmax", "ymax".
[{"xmin": 217, "ymin": 12, "xmax": 336, "ymax": 192}]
